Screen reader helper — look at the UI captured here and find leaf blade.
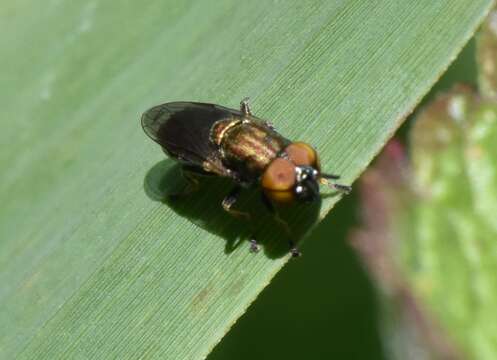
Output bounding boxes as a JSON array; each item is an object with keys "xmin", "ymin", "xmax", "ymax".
[{"xmin": 0, "ymin": 1, "xmax": 492, "ymax": 359}]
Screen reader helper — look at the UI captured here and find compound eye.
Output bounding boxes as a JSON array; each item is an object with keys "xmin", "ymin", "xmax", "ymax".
[
  {"xmin": 285, "ymin": 142, "xmax": 319, "ymax": 168},
  {"xmin": 261, "ymin": 158, "xmax": 296, "ymax": 203}
]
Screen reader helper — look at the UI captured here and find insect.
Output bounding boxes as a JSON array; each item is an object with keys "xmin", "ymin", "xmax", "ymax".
[{"xmin": 141, "ymin": 98, "xmax": 351, "ymax": 257}]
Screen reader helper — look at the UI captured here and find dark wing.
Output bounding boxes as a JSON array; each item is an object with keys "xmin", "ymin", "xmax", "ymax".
[{"xmin": 141, "ymin": 101, "xmax": 242, "ymax": 172}]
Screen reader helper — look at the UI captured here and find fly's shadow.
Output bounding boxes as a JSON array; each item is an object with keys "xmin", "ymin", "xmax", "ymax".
[{"xmin": 144, "ymin": 160, "xmax": 322, "ymax": 259}]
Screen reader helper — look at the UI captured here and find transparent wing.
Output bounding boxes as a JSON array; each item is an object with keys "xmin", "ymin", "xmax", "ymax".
[{"xmin": 141, "ymin": 102, "xmax": 241, "ymax": 173}]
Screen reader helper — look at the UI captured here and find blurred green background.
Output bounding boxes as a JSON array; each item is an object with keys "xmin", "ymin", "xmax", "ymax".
[{"xmin": 209, "ymin": 39, "xmax": 478, "ymax": 360}]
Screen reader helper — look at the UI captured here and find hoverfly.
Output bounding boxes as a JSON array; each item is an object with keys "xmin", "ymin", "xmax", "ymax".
[{"xmin": 142, "ymin": 98, "xmax": 351, "ymax": 256}]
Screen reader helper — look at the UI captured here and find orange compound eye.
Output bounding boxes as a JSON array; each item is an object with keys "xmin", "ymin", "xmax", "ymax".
[
  {"xmin": 285, "ymin": 142, "xmax": 319, "ymax": 168},
  {"xmin": 261, "ymin": 158, "xmax": 296, "ymax": 203}
]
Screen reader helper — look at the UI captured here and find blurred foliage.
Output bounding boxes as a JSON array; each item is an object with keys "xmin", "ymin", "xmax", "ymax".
[
  {"xmin": 477, "ymin": 6, "xmax": 497, "ymax": 98},
  {"xmin": 351, "ymin": 7, "xmax": 497, "ymax": 359}
]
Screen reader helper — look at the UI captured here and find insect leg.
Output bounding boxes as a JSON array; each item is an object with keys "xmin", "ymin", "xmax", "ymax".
[
  {"xmin": 249, "ymin": 238, "xmax": 260, "ymax": 253},
  {"xmin": 261, "ymin": 193, "xmax": 301, "ymax": 257},
  {"xmin": 321, "ymin": 173, "xmax": 341, "ymax": 180},
  {"xmin": 319, "ymin": 177, "xmax": 352, "ymax": 194},
  {"xmin": 223, "ymin": 186, "xmax": 260, "ymax": 253},
  {"xmin": 263, "ymin": 120, "xmax": 276, "ymax": 130},
  {"xmin": 333, "ymin": 184, "xmax": 352, "ymax": 193},
  {"xmin": 168, "ymin": 165, "xmax": 207, "ymax": 200},
  {"xmin": 240, "ymin": 97, "xmax": 252, "ymax": 116},
  {"xmin": 222, "ymin": 186, "xmax": 252, "ymax": 221},
  {"xmin": 240, "ymin": 98, "xmax": 275, "ymax": 129}
]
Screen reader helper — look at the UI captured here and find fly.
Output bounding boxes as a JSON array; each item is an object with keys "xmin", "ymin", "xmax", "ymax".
[{"xmin": 141, "ymin": 98, "xmax": 351, "ymax": 257}]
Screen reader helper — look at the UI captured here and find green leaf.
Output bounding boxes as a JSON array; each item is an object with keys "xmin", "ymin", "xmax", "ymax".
[{"xmin": 0, "ymin": 1, "xmax": 492, "ymax": 359}]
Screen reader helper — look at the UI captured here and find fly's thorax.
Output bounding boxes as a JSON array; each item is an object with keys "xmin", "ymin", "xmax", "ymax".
[
  {"xmin": 210, "ymin": 117, "xmax": 241, "ymax": 146},
  {"xmin": 219, "ymin": 121, "xmax": 289, "ymax": 180}
]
